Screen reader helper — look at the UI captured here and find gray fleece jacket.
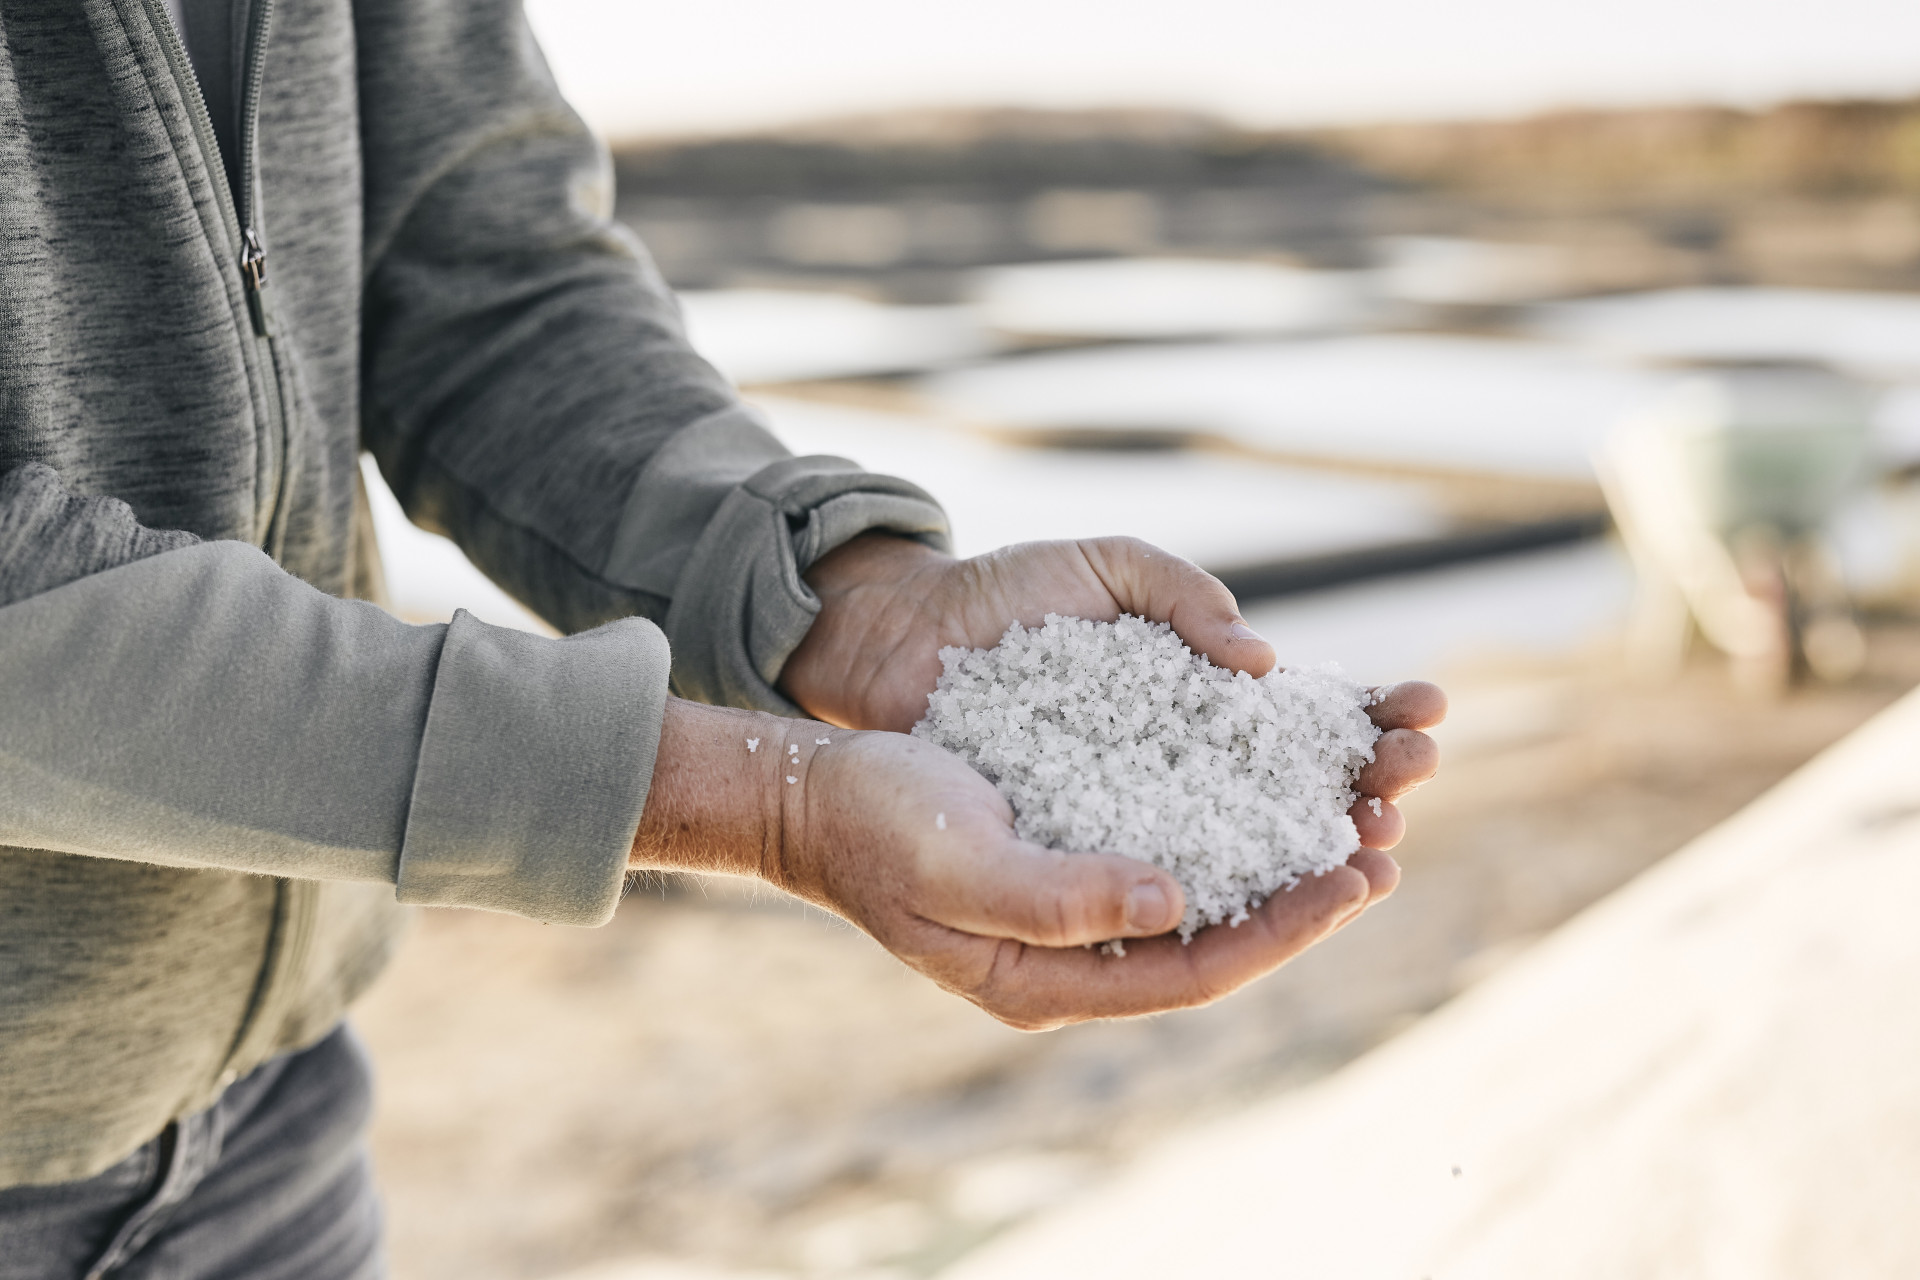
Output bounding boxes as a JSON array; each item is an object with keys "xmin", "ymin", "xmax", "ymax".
[{"xmin": 0, "ymin": 0, "xmax": 948, "ymax": 1186}]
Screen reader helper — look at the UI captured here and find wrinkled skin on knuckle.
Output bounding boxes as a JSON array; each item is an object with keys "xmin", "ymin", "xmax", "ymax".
[
  {"xmin": 968, "ymin": 939, "xmax": 1067, "ymax": 1031},
  {"xmin": 1029, "ymin": 878, "xmax": 1097, "ymax": 948},
  {"xmin": 895, "ymin": 924, "xmax": 1002, "ymax": 1002}
]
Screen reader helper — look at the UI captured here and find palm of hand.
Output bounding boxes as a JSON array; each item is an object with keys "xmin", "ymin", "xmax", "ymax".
[
  {"xmin": 768, "ymin": 533, "xmax": 1445, "ymax": 1024},
  {"xmin": 780, "ymin": 535, "xmax": 1441, "ymax": 849},
  {"xmin": 785, "ymin": 727, "xmax": 1405, "ymax": 1030}
]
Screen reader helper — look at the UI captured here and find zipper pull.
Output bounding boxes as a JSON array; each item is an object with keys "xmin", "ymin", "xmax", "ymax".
[
  {"xmin": 241, "ymin": 227, "xmax": 271, "ymax": 335},
  {"xmin": 241, "ymin": 227, "xmax": 269, "ymax": 291}
]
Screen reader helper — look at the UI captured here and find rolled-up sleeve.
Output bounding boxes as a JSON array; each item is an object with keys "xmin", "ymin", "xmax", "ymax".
[
  {"xmin": 0, "ymin": 468, "xmax": 668, "ymax": 927},
  {"xmin": 397, "ymin": 609, "xmax": 667, "ymax": 924},
  {"xmin": 602, "ymin": 405, "xmax": 949, "ymax": 712}
]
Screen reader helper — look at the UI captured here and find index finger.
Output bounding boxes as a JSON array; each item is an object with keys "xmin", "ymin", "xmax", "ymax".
[{"xmin": 1075, "ymin": 536, "xmax": 1277, "ymax": 679}]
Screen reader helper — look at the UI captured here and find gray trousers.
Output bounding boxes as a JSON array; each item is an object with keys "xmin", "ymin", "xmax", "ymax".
[{"xmin": 0, "ymin": 1025, "xmax": 384, "ymax": 1279}]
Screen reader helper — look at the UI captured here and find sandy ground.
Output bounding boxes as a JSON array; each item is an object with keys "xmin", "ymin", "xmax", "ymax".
[{"xmin": 353, "ymin": 620, "xmax": 1920, "ymax": 1280}]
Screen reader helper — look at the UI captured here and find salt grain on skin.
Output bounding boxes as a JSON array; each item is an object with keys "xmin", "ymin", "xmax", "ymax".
[
  {"xmin": 1369, "ymin": 796, "xmax": 1383, "ymax": 817},
  {"xmin": 786, "ymin": 775, "xmax": 798, "ymax": 785},
  {"xmin": 914, "ymin": 614, "xmax": 1381, "ymax": 940},
  {"xmin": 746, "ymin": 738, "xmax": 759, "ymax": 753},
  {"xmin": 815, "ymin": 737, "xmax": 831, "ymax": 745}
]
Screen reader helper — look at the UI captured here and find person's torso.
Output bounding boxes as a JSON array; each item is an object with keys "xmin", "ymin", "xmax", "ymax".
[
  {"xmin": 0, "ymin": 0, "xmax": 366, "ymax": 588},
  {"xmin": 0, "ymin": 0, "xmax": 408, "ymax": 1187}
]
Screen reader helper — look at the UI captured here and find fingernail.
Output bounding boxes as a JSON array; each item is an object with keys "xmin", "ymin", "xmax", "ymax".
[
  {"xmin": 1127, "ymin": 883, "xmax": 1173, "ymax": 932},
  {"xmin": 1228, "ymin": 621, "xmax": 1266, "ymax": 644}
]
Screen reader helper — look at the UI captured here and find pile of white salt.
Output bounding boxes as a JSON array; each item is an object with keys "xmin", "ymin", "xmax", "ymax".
[{"xmin": 913, "ymin": 614, "xmax": 1380, "ymax": 940}]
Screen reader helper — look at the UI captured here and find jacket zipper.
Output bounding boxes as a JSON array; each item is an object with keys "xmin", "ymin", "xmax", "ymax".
[
  {"xmin": 233, "ymin": 0, "xmax": 299, "ymax": 559},
  {"xmin": 139, "ymin": 0, "xmax": 317, "ymax": 1091},
  {"xmin": 241, "ymin": 227, "xmax": 269, "ymax": 294},
  {"xmin": 140, "ymin": 0, "xmax": 286, "ymax": 543},
  {"xmin": 235, "ymin": 0, "xmax": 277, "ymax": 335}
]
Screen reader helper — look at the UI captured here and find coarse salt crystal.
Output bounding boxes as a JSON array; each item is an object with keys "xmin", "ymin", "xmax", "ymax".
[
  {"xmin": 913, "ymin": 614, "xmax": 1380, "ymax": 940},
  {"xmin": 746, "ymin": 738, "xmax": 759, "ymax": 753},
  {"xmin": 786, "ymin": 775, "xmax": 798, "ymax": 784}
]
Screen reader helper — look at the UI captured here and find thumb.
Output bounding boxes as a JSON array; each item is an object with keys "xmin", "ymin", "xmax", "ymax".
[
  {"xmin": 1077, "ymin": 536, "xmax": 1277, "ymax": 677},
  {"xmin": 922, "ymin": 830, "xmax": 1188, "ymax": 948}
]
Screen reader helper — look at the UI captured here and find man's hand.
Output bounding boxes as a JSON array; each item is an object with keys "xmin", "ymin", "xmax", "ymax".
[
  {"xmin": 780, "ymin": 533, "xmax": 1445, "ymax": 850},
  {"xmin": 636, "ymin": 534, "xmax": 1447, "ymax": 1028},
  {"xmin": 632, "ymin": 700, "xmax": 1404, "ymax": 1030}
]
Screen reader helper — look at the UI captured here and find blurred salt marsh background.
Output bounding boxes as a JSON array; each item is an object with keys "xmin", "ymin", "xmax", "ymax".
[{"xmin": 354, "ymin": 7, "xmax": 1920, "ymax": 1276}]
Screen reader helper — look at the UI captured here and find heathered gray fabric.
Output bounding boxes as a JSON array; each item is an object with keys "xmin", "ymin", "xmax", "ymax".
[
  {"xmin": 1, "ymin": 543, "xmax": 434, "ymax": 884},
  {"xmin": 0, "ymin": 0, "xmax": 949, "ymax": 1187},
  {"xmin": 0, "ymin": 465, "xmax": 202, "ymax": 602}
]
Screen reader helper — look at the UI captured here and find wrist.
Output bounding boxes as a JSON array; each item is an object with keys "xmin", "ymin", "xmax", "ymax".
[
  {"xmin": 629, "ymin": 698, "xmax": 783, "ymax": 879},
  {"xmin": 628, "ymin": 698, "xmax": 844, "ymax": 899},
  {"xmin": 782, "ymin": 533, "xmax": 953, "ymax": 728},
  {"xmin": 803, "ymin": 529, "xmax": 949, "ymax": 596}
]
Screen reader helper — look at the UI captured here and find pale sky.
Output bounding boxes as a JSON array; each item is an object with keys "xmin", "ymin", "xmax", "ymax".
[{"xmin": 526, "ymin": 0, "xmax": 1920, "ymax": 142}]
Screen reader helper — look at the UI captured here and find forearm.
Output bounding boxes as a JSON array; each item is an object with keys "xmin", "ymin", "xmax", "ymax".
[{"xmin": 0, "ymin": 466, "xmax": 667, "ymax": 925}]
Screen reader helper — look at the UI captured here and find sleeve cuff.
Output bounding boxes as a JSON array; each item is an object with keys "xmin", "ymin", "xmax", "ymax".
[
  {"xmin": 659, "ymin": 456, "xmax": 950, "ymax": 713},
  {"xmin": 395, "ymin": 609, "xmax": 670, "ymax": 925}
]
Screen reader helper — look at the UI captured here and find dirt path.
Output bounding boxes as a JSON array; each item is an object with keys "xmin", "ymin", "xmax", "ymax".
[{"xmin": 354, "ymin": 622, "xmax": 1920, "ymax": 1279}]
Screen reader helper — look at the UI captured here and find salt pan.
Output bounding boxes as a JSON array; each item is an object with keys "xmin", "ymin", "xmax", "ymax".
[{"xmin": 913, "ymin": 614, "xmax": 1380, "ymax": 939}]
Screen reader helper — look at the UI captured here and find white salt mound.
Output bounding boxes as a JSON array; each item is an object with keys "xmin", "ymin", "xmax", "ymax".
[{"xmin": 913, "ymin": 614, "xmax": 1381, "ymax": 940}]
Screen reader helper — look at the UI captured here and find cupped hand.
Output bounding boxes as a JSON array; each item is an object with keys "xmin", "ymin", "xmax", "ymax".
[
  {"xmin": 635, "ymin": 691, "xmax": 1416, "ymax": 1030},
  {"xmin": 775, "ymin": 724, "xmax": 1402, "ymax": 1031},
  {"xmin": 780, "ymin": 533, "xmax": 1446, "ymax": 850}
]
